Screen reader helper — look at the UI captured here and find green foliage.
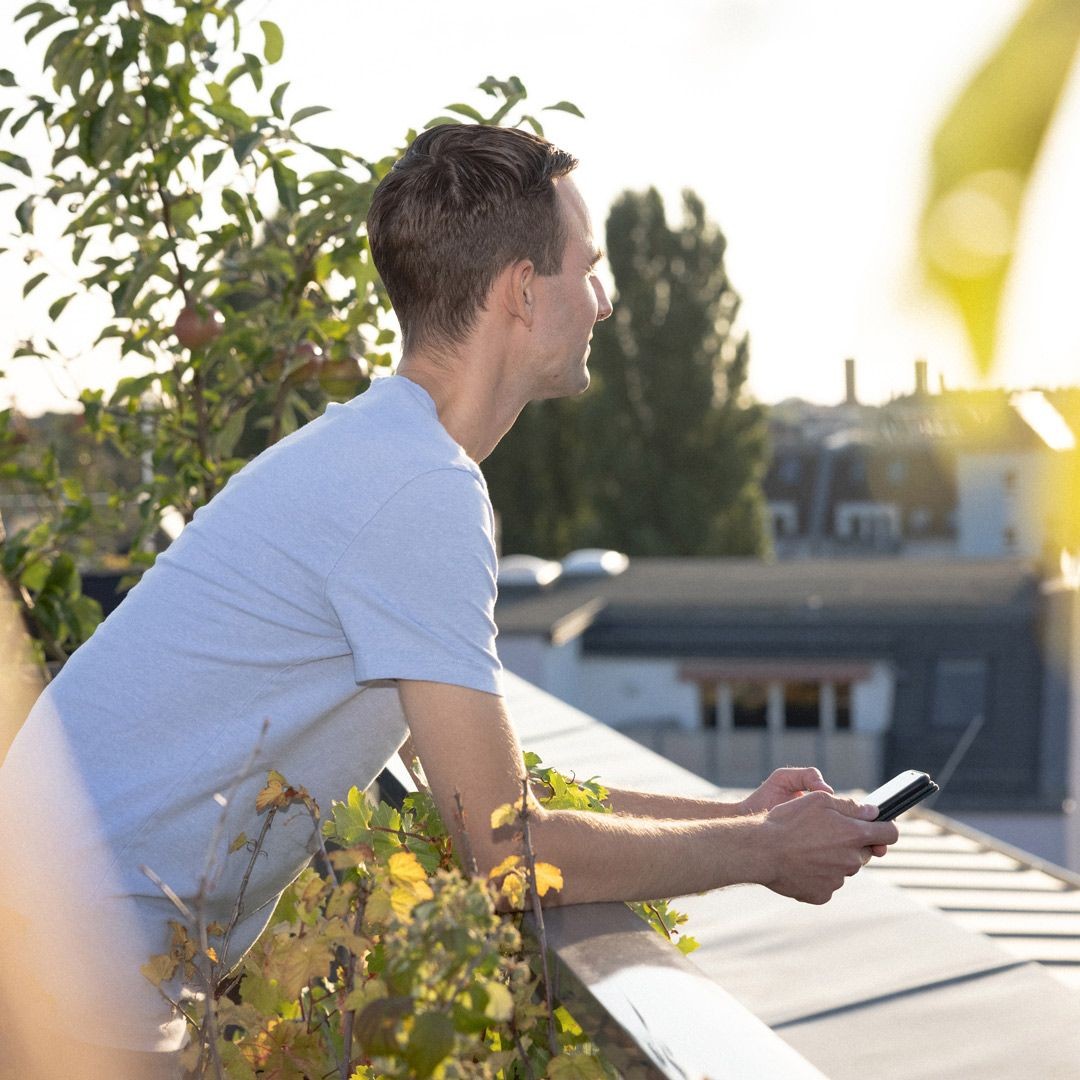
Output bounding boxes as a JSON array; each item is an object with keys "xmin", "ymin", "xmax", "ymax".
[
  {"xmin": 0, "ymin": 0, "xmax": 579, "ymax": 659},
  {"xmin": 147, "ymin": 755, "xmax": 694, "ymax": 1077},
  {"xmin": 0, "ymin": 410, "xmax": 101, "ymax": 663},
  {"xmin": 152, "ymin": 762, "xmax": 627, "ymax": 1078},
  {"xmin": 485, "ymin": 188, "xmax": 770, "ymax": 558}
]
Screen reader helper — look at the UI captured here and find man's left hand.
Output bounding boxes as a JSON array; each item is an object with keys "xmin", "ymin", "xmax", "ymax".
[{"xmin": 739, "ymin": 767, "xmax": 834, "ymax": 815}]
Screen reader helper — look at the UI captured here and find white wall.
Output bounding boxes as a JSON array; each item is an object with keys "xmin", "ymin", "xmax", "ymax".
[
  {"xmin": 956, "ymin": 451, "xmax": 1053, "ymax": 557},
  {"xmin": 497, "ymin": 633, "xmax": 582, "ymax": 704},
  {"xmin": 852, "ymin": 663, "xmax": 895, "ymax": 733},
  {"xmin": 576, "ymin": 657, "xmax": 700, "ymax": 729}
]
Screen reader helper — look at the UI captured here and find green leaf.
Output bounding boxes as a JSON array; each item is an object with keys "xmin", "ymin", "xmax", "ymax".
[
  {"xmin": 271, "ymin": 159, "xmax": 299, "ymax": 214},
  {"xmin": 22, "ymin": 272, "xmax": 46, "ymax": 298},
  {"xmin": 270, "ymin": 81, "xmax": 290, "ymax": 119},
  {"xmin": 544, "ymin": 100, "xmax": 585, "ymax": 118},
  {"xmin": 20, "ymin": 559, "xmax": 49, "ymax": 593},
  {"xmin": 232, "ymin": 130, "xmax": 262, "ymax": 165},
  {"xmin": 0, "ymin": 152, "xmax": 31, "ymax": 177},
  {"xmin": 356, "ymin": 996, "xmax": 413, "ymax": 1057},
  {"xmin": 403, "ymin": 1011, "xmax": 455, "ymax": 1078},
  {"xmin": 24, "ymin": 7, "xmax": 67, "ymax": 44},
  {"xmin": 289, "ymin": 105, "xmax": 330, "ymax": 125},
  {"xmin": 445, "ymin": 102, "xmax": 485, "ymax": 123},
  {"xmin": 47, "ymin": 293, "xmax": 75, "ymax": 321},
  {"xmin": 202, "ymin": 148, "xmax": 225, "ymax": 180},
  {"xmin": 15, "ymin": 196, "xmax": 34, "ymax": 233},
  {"xmin": 260, "ymin": 20, "xmax": 284, "ymax": 64},
  {"xmin": 0, "ymin": 108, "xmax": 12, "ymax": 133},
  {"xmin": 0, "ymin": 70, "xmax": 14, "ymax": 88}
]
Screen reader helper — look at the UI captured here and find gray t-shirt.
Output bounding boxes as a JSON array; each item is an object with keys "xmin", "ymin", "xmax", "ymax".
[{"xmin": 0, "ymin": 375, "xmax": 502, "ymax": 1049}]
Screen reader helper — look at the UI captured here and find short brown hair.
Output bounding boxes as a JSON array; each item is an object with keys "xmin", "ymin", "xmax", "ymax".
[{"xmin": 367, "ymin": 124, "xmax": 578, "ymax": 354}]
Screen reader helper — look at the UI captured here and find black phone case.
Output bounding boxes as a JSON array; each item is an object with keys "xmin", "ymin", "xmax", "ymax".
[{"xmin": 875, "ymin": 775, "xmax": 939, "ymax": 820}]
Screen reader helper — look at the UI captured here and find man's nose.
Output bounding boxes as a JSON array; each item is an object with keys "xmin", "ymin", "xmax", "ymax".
[{"xmin": 593, "ymin": 278, "xmax": 613, "ymax": 322}]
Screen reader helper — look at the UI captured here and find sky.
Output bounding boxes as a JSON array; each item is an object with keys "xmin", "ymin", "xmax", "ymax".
[{"xmin": 3, "ymin": 0, "xmax": 1079, "ymax": 415}]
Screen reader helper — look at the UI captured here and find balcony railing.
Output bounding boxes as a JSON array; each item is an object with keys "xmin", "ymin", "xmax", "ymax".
[{"xmin": 376, "ymin": 763, "xmax": 825, "ymax": 1079}]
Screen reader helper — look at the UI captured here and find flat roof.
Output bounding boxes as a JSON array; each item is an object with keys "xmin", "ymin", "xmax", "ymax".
[{"xmin": 496, "ymin": 558, "xmax": 1042, "ymax": 639}]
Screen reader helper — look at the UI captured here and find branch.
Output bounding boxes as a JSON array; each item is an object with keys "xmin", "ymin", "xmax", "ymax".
[{"xmin": 518, "ymin": 775, "xmax": 558, "ymax": 1057}]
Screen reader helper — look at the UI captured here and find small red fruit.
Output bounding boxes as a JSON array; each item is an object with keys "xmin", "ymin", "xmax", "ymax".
[{"xmin": 174, "ymin": 303, "xmax": 224, "ymax": 350}]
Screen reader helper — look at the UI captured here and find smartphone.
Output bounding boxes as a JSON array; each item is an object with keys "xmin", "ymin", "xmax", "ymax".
[{"xmin": 865, "ymin": 770, "xmax": 939, "ymax": 820}]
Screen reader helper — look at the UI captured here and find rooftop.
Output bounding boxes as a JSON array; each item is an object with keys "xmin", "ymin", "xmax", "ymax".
[
  {"xmin": 496, "ymin": 557, "xmax": 1042, "ymax": 640},
  {"xmin": 495, "ymin": 670, "xmax": 1080, "ymax": 1078}
]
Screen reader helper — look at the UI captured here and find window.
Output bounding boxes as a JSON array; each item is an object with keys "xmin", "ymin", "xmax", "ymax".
[
  {"xmin": 731, "ymin": 682, "xmax": 768, "ymax": 728},
  {"xmin": 700, "ymin": 682, "xmax": 718, "ymax": 729},
  {"xmin": 931, "ymin": 659, "xmax": 987, "ymax": 729},
  {"xmin": 784, "ymin": 681, "xmax": 820, "ymax": 728},
  {"xmin": 835, "ymin": 682, "xmax": 852, "ymax": 730},
  {"xmin": 779, "ymin": 457, "xmax": 801, "ymax": 485}
]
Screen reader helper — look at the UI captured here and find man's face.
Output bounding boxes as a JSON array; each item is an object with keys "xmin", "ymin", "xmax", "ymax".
[{"xmin": 529, "ymin": 177, "xmax": 613, "ymax": 398}]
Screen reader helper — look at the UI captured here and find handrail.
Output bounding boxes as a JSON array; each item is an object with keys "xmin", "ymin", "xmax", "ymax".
[
  {"xmin": 530, "ymin": 902, "xmax": 825, "ymax": 1079},
  {"xmin": 375, "ymin": 769, "xmax": 824, "ymax": 1079}
]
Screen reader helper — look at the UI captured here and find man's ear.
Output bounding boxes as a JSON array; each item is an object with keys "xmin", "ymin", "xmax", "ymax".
[{"xmin": 498, "ymin": 258, "xmax": 536, "ymax": 329}]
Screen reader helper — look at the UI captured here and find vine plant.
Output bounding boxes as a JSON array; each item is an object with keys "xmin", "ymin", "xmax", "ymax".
[{"xmin": 142, "ymin": 755, "xmax": 694, "ymax": 1078}]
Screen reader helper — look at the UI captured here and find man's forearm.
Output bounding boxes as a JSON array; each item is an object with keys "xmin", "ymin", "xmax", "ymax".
[
  {"xmin": 522, "ymin": 805, "xmax": 768, "ymax": 905},
  {"xmin": 601, "ymin": 786, "xmax": 742, "ymax": 821}
]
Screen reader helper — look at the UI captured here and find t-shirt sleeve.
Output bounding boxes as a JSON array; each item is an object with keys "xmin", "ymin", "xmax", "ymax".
[{"xmin": 324, "ymin": 467, "xmax": 502, "ymax": 694}]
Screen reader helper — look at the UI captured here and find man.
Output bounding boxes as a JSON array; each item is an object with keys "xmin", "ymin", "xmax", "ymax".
[{"xmin": 0, "ymin": 124, "xmax": 897, "ymax": 1066}]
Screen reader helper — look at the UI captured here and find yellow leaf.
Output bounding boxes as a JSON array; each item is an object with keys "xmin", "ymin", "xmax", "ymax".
[
  {"xmin": 205, "ymin": 946, "xmax": 219, "ymax": 963},
  {"xmin": 206, "ymin": 921, "xmax": 226, "ymax": 937},
  {"xmin": 534, "ymin": 861, "xmax": 563, "ymax": 896},
  {"xmin": 141, "ymin": 952, "xmax": 177, "ymax": 987},
  {"xmin": 256, "ymin": 770, "xmax": 287, "ymax": 813},
  {"xmin": 547, "ymin": 1051, "xmax": 609, "ymax": 1078},
  {"xmin": 228, "ymin": 831, "xmax": 248, "ymax": 853},
  {"xmin": 499, "ymin": 872, "xmax": 525, "ymax": 909},
  {"xmin": 482, "ymin": 981, "xmax": 514, "ymax": 1022},
  {"xmin": 365, "ymin": 886, "xmax": 393, "ymax": 926},
  {"xmin": 487, "ymin": 853, "xmax": 522, "ymax": 880},
  {"xmin": 387, "ymin": 850, "xmax": 427, "ymax": 889},
  {"xmin": 389, "ymin": 881, "xmax": 432, "ymax": 920},
  {"xmin": 490, "ymin": 801, "xmax": 520, "ymax": 829}
]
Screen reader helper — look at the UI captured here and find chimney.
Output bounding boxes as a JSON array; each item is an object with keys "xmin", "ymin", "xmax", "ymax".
[
  {"xmin": 844, "ymin": 358, "xmax": 858, "ymax": 405},
  {"xmin": 915, "ymin": 358, "xmax": 929, "ymax": 397}
]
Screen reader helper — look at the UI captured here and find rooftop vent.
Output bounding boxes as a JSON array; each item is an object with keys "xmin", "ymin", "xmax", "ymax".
[
  {"xmin": 561, "ymin": 548, "xmax": 630, "ymax": 578},
  {"xmin": 497, "ymin": 554, "xmax": 563, "ymax": 589}
]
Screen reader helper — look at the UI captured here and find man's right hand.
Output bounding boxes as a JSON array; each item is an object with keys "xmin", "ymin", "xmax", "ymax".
[{"xmin": 758, "ymin": 791, "xmax": 899, "ymax": 905}]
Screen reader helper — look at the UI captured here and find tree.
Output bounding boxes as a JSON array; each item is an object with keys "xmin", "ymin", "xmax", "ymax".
[
  {"xmin": 485, "ymin": 187, "xmax": 769, "ymax": 557},
  {"xmin": 0, "ymin": 0, "xmax": 577, "ymax": 662}
]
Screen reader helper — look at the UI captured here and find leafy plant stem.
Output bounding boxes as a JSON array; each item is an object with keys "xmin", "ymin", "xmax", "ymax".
[{"xmin": 518, "ymin": 775, "xmax": 558, "ymax": 1056}]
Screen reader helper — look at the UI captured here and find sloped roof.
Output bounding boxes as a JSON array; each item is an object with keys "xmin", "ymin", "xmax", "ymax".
[{"xmin": 498, "ymin": 671, "xmax": 1080, "ymax": 1079}]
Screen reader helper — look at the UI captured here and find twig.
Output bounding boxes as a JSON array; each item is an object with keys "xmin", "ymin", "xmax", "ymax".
[
  {"xmin": 644, "ymin": 901, "xmax": 673, "ymax": 941},
  {"xmin": 518, "ymin": 776, "xmax": 558, "ymax": 1057},
  {"xmin": 452, "ymin": 789, "xmax": 479, "ymax": 878},
  {"xmin": 198, "ymin": 718, "xmax": 270, "ymax": 901},
  {"xmin": 218, "ymin": 806, "xmax": 277, "ymax": 968},
  {"xmin": 339, "ymin": 886, "xmax": 370, "ymax": 1079},
  {"xmin": 139, "ymin": 863, "xmax": 196, "ymax": 923},
  {"xmin": 509, "ymin": 1013, "xmax": 537, "ymax": 1080}
]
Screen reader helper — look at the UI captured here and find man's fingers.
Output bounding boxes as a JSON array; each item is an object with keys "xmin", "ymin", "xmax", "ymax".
[
  {"xmin": 774, "ymin": 766, "xmax": 833, "ymax": 794},
  {"xmin": 869, "ymin": 843, "xmax": 888, "ymax": 858}
]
